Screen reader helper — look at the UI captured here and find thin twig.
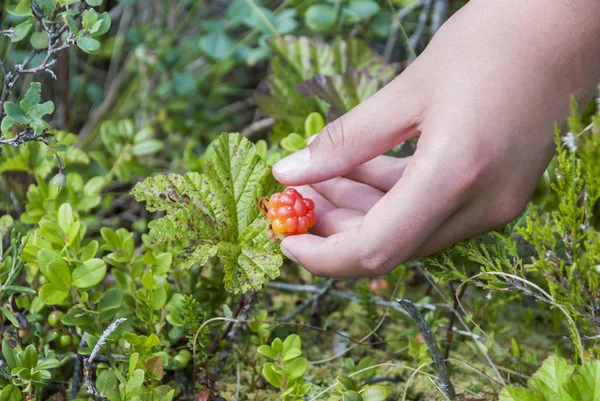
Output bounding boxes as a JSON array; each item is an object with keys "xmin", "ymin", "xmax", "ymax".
[
  {"xmin": 397, "ymin": 298, "xmax": 456, "ymax": 399},
  {"xmin": 431, "ymin": 0, "xmax": 449, "ymax": 33},
  {"xmin": 241, "ymin": 118, "xmax": 275, "ymax": 138},
  {"xmin": 408, "ymin": 0, "xmax": 432, "ymax": 61},
  {"xmin": 84, "ymin": 318, "xmax": 127, "ymax": 401},
  {"xmin": 278, "ymin": 280, "xmax": 334, "ymax": 322},
  {"xmin": 384, "ymin": 0, "xmax": 424, "ymax": 61}
]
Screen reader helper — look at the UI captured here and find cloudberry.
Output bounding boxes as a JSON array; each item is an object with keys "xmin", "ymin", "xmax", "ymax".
[{"xmin": 260, "ymin": 188, "xmax": 316, "ymax": 238}]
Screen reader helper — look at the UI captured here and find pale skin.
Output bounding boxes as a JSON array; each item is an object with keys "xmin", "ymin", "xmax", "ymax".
[{"xmin": 271, "ymin": 0, "xmax": 600, "ymax": 277}]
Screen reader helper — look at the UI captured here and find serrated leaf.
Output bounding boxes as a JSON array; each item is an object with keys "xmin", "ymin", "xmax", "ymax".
[
  {"xmin": 499, "ymin": 387, "xmax": 545, "ymax": 401},
  {"xmin": 529, "ymin": 356, "xmax": 574, "ymax": 401},
  {"xmin": 20, "ymin": 82, "xmax": 42, "ymax": 112},
  {"xmin": 564, "ymin": 360, "xmax": 600, "ymax": 401},
  {"xmin": 132, "ymin": 133, "xmax": 283, "ymax": 293},
  {"xmin": 28, "ymin": 101, "xmax": 54, "ymax": 119}
]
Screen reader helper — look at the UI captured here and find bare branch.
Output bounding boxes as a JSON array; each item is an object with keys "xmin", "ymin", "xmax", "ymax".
[
  {"xmin": 84, "ymin": 318, "xmax": 127, "ymax": 401},
  {"xmin": 397, "ymin": 298, "xmax": 456, "ymax": 399}
]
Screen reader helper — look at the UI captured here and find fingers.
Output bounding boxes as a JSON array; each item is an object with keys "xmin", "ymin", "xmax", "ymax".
[
  {"xmin": 272, "ymin": 76, "xmax": 424, "ymax": 186},
  {"xmin": 311, "ymin": 177, "xmax": 384, "ymax": 213},
  {"xmin": 283, "ymin": 136, "xmax": 471, "ymax": 277},
  {"xmin": 344, "ymin": 155, "xmax": 410, "ymax": 192},
  {"xmin": 292, "ymin": 186, "xmax": 365, "ymax": 237}
]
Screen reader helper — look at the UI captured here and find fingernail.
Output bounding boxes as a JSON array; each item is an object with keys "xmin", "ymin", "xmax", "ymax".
[
  {"xmin": 280, "ymin": 243, "xmax": 299, "ymax": 263},
  {"xmin": 273, "ymin": 148, "xmax": 310, "ymax": 176}
]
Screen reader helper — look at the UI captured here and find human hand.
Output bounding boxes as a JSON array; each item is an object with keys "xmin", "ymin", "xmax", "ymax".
[{"xmin": 271, "ymin": 0, "xmax": 600, "ymax": 277}]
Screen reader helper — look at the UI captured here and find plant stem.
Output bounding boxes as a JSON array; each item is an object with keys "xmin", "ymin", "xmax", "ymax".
[{"xmin": 397, "ymin": 298, "xmax": 456, "ymax": 400}]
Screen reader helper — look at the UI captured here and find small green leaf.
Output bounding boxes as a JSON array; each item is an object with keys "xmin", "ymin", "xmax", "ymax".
[
  {"xmin": 305, "ymin": 4, "xmax": 337, "ymax": 33},
  {"xmin": 284, "ymin": 357, "xmax": 308, "ymax": 380},
  {"xmin": 280, "ymin": 133, "xmax": 306, "ymax": 152},
  {"xmin": 337, "ymin": 375, "xmax": 358, "ymax": 392},
  {"xmin": 3, "ymin": 102, "xmax": 30, "ymax": 125},
  {"xmin": 58, "ymin": 203, "xmax": 74, "ymax": 235},
  {"xmin": 82, "ymin": 9, "xmax": 99, "ymax": 30},
  {"xmin": 304, "ymin": 112, "xmax": 325, "ymax": 137},
  {"xmin": 28, "ymin": 101, "xmax": 54, "ymax": 119},
  {"xmin": 361, "ymin": 385, "xmax": 391, "ymax": 401},
  {"xmin": 271, "ymin": 338, "xmax": 283, "ymax": 354},
  {"xmin": 345, "ymin": 0, "xmax": 381, "ymax": 21},
  {"xmin": 199, "ymin": 32, "xmax": 234, "ymax": 60},
  {"xmin": 0, "ymin": 307, "xmax": 20, "ymax": 328},
  {"xmin": 263, "ymin": 362, "xmax": 283, "ymax": 388},
  {"xmin": 23, "ymin": 345, "xmax": 38, "ymax": 369},
  {"xmin": 257, "ymin": 345, "xmax": 277, "ymax": 359},
  {"xmin": 85, "ymin": 0, "xmax": 103, "ymax": 6},
  {"xmin": 11, "ymin": 20, "xmax": 33, "ymax": 42},
  {"xmin": 126, "ymin": 369, "xmax": 145, "ymax": 395},
  {"xmin": 30, "ymin": 31, "xmax": 49, "ymax": 49},
  {"xmin": 39, "ymin": 283, "xmax": 70, "ymax": 305},
  {"xmin": 283, "ymin": 334, "xmax": 301, "ymax": 353},
  {"xmin": 77, "ymin": 36, "xmax": 101, "ymax": 54},
  {"xmin": 131, "ymin": 139, "xmax": 163, "ymax": 156},
  {"xmin": 20, "ymin": 82, "xmax": 42, "ymax": 112},
  {"xmin": 2, "ymin": 340, "xmax": 18, "ymax": 370},
  {"xmin": 72, "ymin": 259, "xmax": 107, "ymax": 289},
  {"xmin": 282, "ymin": 348, "xmax": 301, "ymax": 362},
  {"xmin": 0, "ymin": 384, "xmax": 23, "ymax": 401},
  {"xmin": 96, "ymin": 369, "xmax": 117, "ymax": 396},
  {"xmin": 342, "ymin": 391, "xmax": 363, "ymax": 401}
]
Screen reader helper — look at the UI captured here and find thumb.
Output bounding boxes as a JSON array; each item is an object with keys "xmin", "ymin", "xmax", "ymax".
[{"xmin": 272, "ymin": 77, "xmax": 424, "ymax": 185}]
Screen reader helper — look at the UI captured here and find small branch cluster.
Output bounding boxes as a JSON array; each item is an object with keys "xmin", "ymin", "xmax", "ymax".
[
  {"xmin": 0, "ymin": 3, "xmax": 77, "ymax": 122},
  {"xmin": 0, "ymin": 127, "xmax": 51, "ymax": 149}
]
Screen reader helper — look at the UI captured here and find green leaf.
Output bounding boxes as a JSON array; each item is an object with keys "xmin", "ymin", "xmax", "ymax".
[
  {"xmin": 11, "ymin": 20, "xmax": 33, "ymax": 42},
  {"xmin": 2, "ymin": 340, "xmax": 18, "ymax": 370},
  {"xmin": 345, "ymin": 0, "xmax": 381, "ymax": 21},
  {"xmin": 304, "ymin": 112, "xmax": 325, "ymax": 136},
  {"xmin": 96, "ymin": 369, "xmax": 117, "ymax": 396},
  {"xmin": 361, "ymin": 385, "xmax": 391, "ymax": 401},
  {"xmin": 337, "ymin": 375, "xmax": 358, "ymax": 392},
  {"xmin": 0, "ymin": 307, "xmax": 20, "ymax": 328},
  {"xmin": 499, "ymin": 387, "xmax": 544, "ymax": 401},
  {"xmin": 23, "ymin": 345, "xmax": 38, "ymax": 369},
  {"xmin": 77, "ymin": 36, "xmax": 101, "ymax": 54},
  {"xmin": 39, "ymin": 283, "xmax": 70, "ymax": 304},
  {"xmin": 257, "ymin": 345, "xmax": 277, "ymax": 359},
  {"xmin": 92, "ymin": 12, "xmax": 111, "ymax": 36},
  {"xmin": 82, "ymin": 9, "xmax": 99, "ymax": 30},
  {"xmin": 85, "ymin": 0, "xmax": 103, "ymax": 6},
  {"xmin": 20, "ymin": 82, "xmax": 42, "ymax": 112},
  {"xmin": 3, "ymin": 102, "xmax": 30, "ymax": 125},
  {"xmin": 126, "ymin": 369, "xmax": 145, "ymax": 395},
  {"xmin": 271, "ymin": 338, "xmax": 283, "ymax": 354},
  {"xmin": 283, "ymin": 334, "xmax": 301, "ymax": 353},
  {"xmin": 305, "ymin": 4, "xmax": 337, "ymax": 33},
  {"xmin": 0, "ymin": 384, "xmax": 23, "ymax": 401},
  {"xmin": 565, "ymin": 360, "xmax": 600, "ymax": 401},
  {"xmin": 199, "ymin": 32, "xmax": 234, "ymax": 60},
  {"xmin": 98, "ymin": 288, "xmax": 123, "ymax": 311},
  {"xmin": 280, "ymin": 133, "xmax": 307, "ymax": 152},
  {"xmin": 38, "ymin": 250, "xmax": 71, "ymax": 289},
  {"xmin": 342, "ymin": 391, "xmax": 363, "ymax": 401},
  {"xmin": 30, "ymin": 31, "xmax": 49, "ymax": 49},
  {"xmin": 58, "ymin": 203, "xmax": 74, "ymax": 235},
  {"xmin": 263, "ymin": 362, "xmax": 283, "ymax": 388},
  {"xmin": 131, "ymin": 139, "xmax": 163, "ymax": 156},
  {"xmin": 28, "ymin": 101, "xmax": 54, "ymax": 119},
  {"xmin": 529, "ymin": 356, "xmax": 574, "ymax": 401},
  {"xmin": 72, "ymin": 259, "xmax": 107, "ymax": 289},
  {"xmin": 284, "ymin": 357, "xmax": 308, "ymax": 380},
  {"xmin": 132, "ymin": 133, "xmax": 283, "ymax": 294}
]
